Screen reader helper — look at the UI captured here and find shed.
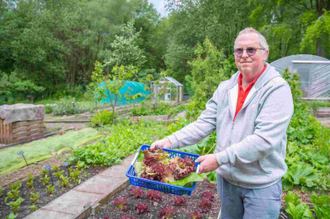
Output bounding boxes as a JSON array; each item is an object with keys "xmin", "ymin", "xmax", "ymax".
[
  {"xmin": 270, "ymin": 54, "xmax": 330, "ymax": 97},
  {"xmin": 151, "ymin": 77, "xmax": 184, "ymax": 102}
]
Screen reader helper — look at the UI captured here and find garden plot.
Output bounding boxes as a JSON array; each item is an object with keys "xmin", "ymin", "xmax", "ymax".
[{"xmin": 0, "ymin": 128, "xmax": 103, "ymax": 176}]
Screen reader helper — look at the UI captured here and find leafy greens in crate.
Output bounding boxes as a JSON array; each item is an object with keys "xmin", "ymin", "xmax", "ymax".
[{"xmin": 134, "ymin": 147, "xmax": 203, "ymax": 187}]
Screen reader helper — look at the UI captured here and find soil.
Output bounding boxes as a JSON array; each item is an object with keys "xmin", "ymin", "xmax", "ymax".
[
  {"xmin": 0, "ymin": 154, "xmax": 70, "ymax": 188},
  {"xmin": 89, "ymin": 179, "xmax": 221, "ymax": 219},
  {"xmin": 0, "ymin": 163, "xmax": 107, "ymax": 219}
]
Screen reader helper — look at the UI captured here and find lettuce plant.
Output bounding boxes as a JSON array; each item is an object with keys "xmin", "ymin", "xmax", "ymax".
[
  {"xmin": 135, "ymin": 147, "xmax": 197, "ymax": 185},
  {"xmin": 159, "ymin": 206, "xmax": 175, "ymax": 219},
  {"xmin": 189, "ymin": 211, "xmax": 203, "ymax": 219},
  {"xmin": 311, "ymin": 192, "xmax": 330, "ymax": 219},
  {"xmin": 146, "ymin": 190, "xmax": 162, "ymax": 203},
  {"xmin": 202, "ymin": 191, "xmax": 214, "ymax": 201},
  {"xmin": 0, "ymin": 186, "xmax": 3, "ymax": 196},
  {"xmin": 200, "ymin": 198, "xmax": 212, "ymax": 213},
  {"xmin": 135, "ymin": 203, "xmax": 148, "ymax": 214},
  {"xmin": 113, "ymin": 197, "xmax": 128, "ymax": 211},
  {"xmin": 129, "ymin": 187, "xmax": 144, "ymax": 198},
  {"xmin": 173, "ymin": 196, "xmax": 186, "ymax": 206},
  {"xmin": 284, "ymin": 191, "xmax": 314, "ymax": 219}
]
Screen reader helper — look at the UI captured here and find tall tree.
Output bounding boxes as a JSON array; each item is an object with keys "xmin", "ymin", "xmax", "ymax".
[
  {"xmin": 249, "ymin": 0, "xmax": 330, "ymax": 60},
  {"xmin": 163, "ymin": 0, "xmax": 252, "ymax": 84}
]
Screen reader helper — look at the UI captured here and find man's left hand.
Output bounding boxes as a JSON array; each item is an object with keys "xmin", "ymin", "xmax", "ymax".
[{"xmin": 195, "ymin": 154, "xmax": 220, "ymax": 174}]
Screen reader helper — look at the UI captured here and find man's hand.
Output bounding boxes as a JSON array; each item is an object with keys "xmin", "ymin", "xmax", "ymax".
[
  {"xmin": 151, "ymin": 138, "xmax": 172, "ymax": 149},
  {"xmin": 195, "ymin": 154, "xmax": 220, "ymax": 174}
]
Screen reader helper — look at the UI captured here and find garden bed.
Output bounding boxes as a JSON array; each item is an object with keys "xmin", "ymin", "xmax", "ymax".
[
  {"xmin": 89, "ymin": 178, "xmax": 221, "ymax": 219},
  {"xmin": 0, "ymin": 162, "xmax": 107, "ymax": 219}
]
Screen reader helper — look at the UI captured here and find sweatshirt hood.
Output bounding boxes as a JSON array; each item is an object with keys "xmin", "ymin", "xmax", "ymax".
[{"xmin": 226, "ymin": 63, "xmax": 281, "ymax": 91}]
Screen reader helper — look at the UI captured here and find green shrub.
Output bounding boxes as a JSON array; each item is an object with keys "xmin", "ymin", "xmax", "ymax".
[
  {"xmin": 44, "ymin": 105, "xmax": 54, "ymax": 114},
  {"xmin": 92, "ymin": 110, "xmax": 117, "ymax": 126},
  {"xmin": 130, "ymin": 102, "xmax": 171, "ymax": 116}
]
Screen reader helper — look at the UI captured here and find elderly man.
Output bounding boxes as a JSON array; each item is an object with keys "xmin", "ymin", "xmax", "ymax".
[{"xmin": 151, "ymin": 28, "xmax": 294, "ymax": 219}]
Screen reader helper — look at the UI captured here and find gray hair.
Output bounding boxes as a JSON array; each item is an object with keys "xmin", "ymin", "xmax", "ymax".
[{"xmin": 234, "ymin": 27, "xmax": 269, "ymax": 51}]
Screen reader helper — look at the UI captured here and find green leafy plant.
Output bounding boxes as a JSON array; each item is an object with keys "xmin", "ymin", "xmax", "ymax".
[
  {"xmin": 53, "ymin": 170, "xmax": 64, "ymax": 180},
  {"xmin": 29, "ymin": 205, "xmax": 37, "ymax": 211},
  {"xmin": 44, "ymin": 105, "xmax": 54, "ymax": 114},
  {"xmin": 311, "ymin": 192, "xmax": 330, "ymax": 219},
  {"xmin": 59, "ymin": 176, "xmax": 71, "ymax": 190},
  {"xmin": 92, "ymin": 110, "xmax": 117, "ymax": 126},
  {"xmin": 6, "ymin": 189, "xmax": 20, "ymax": 202},
  {"xmin": 52, "ymin": 165, "xmax": 59, "ymax": 172},
  {"xmin": 27, "ymin": 174, "xmax": 34, "ymax": 189},
  {"xmin": 8, "ymin": 181, "xmax": 22, "ymax": 191},
  {"xmin": 5, "ymin": 213, "xmax": 17, "ymax": 219},
  {"xmin": 39, "ymin": 175, "xmax": 50, "ymax": 186},
  {"xmin": 0, "ymin": 185, "xmax": 3, "ymax": 196},
  {"xmin": 30, "ymin": 191, "xmax": 39, "ymax": 204},
  {"xmin": 41, "ymin": 169, "xmax": 48, "ymax": 178},
  {"xmin": 284, "ymin": 191, "xmax": 314, "ymax": 219},
  {"xmin": 5, "ymin": 197, "xmax": 24, "ymax": 214},
  {"xmin": 45, "ymin": 185, "xmax": 55, "ymax": 195},
  {"xmin": 70, "ymin": 169, "xmax": 81, "ymax": 185},
  {"xmin": 68, "ymin": 121, "xmax": 167, "ymax": 167}
]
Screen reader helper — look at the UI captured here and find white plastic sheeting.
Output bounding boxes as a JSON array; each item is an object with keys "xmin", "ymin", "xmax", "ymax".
[{"xmin": 270, "ymin": 54, "xmax": 330, "ymax": 97}]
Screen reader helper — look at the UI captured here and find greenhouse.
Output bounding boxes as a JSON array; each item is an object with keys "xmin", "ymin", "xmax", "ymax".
[
  {"xmin": 151, "ymin": 77, "xmax": 184, "ymax": 102},
  {"xmin": 271, "ymin": 54, "xmax": 330, "ymax": 97},
  {"xmin": 99, "ymin": 81, "xmax": 150, "ymax": 106}
]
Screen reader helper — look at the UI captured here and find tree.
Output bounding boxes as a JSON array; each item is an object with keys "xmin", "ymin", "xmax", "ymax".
[
  {"xmin": 104, "ymin": 20, "xmax": 146, "ymax": 78},
  {"xmin": 249, "ymin": 0, "xmax": 330, "ymax": 59},
  {"xmin": 91, "ymin": 62, "xmax": 139, "ymax": 124},
  {"xmin": 188, "ymin": 37, "xmax": 233, "ymax": 109},
  {"xmin": 105, "ymin": 65, "xmax": 138, "ymax": 123},
  {"xmin": 0, "ymin": 71, "xmax": 45, "ymax": 103},
  {"xmin": 163, "ymin": 0, "xmax": 252, "ymax": 85}
]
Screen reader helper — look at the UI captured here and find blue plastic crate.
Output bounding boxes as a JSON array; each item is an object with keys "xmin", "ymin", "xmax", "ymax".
[{"xmin": 126, "ymin": 144, "xmax": 200, "ymax": 196}]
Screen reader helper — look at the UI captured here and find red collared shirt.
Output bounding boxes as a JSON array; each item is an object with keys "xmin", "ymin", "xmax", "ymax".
[{"xmin": 234, "ymin": 65, "xmax": 266, "ymax": 121}]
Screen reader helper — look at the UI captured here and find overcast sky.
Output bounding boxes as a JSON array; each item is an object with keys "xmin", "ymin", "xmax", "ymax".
[{"xmin": 147, "ymin": 0, "xmax": 168, "ymax": 17}]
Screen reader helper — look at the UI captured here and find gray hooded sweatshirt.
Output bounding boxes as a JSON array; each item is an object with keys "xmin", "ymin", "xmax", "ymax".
[{"xmin": 168, "ymin": 63, "xmax": 294, "ymax": 189}]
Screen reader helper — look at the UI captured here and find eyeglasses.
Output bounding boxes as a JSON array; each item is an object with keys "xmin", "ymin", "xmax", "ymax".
[{"xmin": 234, "ymin": 47, "xmax": 265, "ymax": 57}]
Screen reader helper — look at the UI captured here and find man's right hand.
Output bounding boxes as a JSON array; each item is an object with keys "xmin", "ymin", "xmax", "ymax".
[{"xmin": 151, "ymin": 138, "xmax": 172, "ymax": 149}]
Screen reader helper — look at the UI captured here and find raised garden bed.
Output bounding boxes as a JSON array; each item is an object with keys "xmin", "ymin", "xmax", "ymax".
[
  {"xmin": 89, "ymin": 178, "xmax": 221, "ymax": 219},
  {"xmin": 0, "ymin": 164, "xmax": 107, "ymax": 219}
]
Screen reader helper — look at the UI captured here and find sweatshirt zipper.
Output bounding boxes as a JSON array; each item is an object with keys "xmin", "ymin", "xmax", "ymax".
[{"xmin": 228, "ymin": 120, "xmax": 235, "ymax": 182}]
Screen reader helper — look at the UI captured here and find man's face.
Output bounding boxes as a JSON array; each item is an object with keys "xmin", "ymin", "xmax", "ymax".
[{"xmin": 234, "ymin": 33, "xmax": 268, "ymax": 77}]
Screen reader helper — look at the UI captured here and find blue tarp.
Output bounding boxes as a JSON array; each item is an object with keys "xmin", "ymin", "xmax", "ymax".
[{"xmin": 99, "ymin": 81, "xmax": 150, "ymax": 106}]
